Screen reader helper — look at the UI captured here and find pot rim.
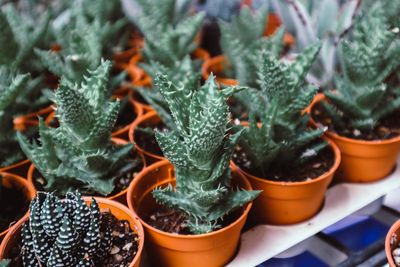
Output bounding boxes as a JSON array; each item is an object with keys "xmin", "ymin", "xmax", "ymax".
[
  {"xmin": 386, "ymin": 219, "xmax": 400, "ymax": 267},
  {"xmin": 0, "ymin": 159, "xmax": 30, "ymax": 173},
  {"xmin": 0, "ymin": 172, "xmax": 36, "ymax": 237},
  {"xmin": 0, "ymin": 197, "xmax": 145, "ymax": 267},
  {"xmin": 231, "ymin": 136, "xmax": 341, "ymax": 186},
  {"xmin": 127, "ymin": 159, "xmax": 253, "ymax": 239},
  {"xmin": 128, "ymin": 110, "xmax": 166, "ymax": 161},
  {"xmin": 309, "ymin": 93, "xmax": 400, "ymax": 145},
  {"xmin": 201, "ymin": 55, "xmax": 238, "ymax": 86}
]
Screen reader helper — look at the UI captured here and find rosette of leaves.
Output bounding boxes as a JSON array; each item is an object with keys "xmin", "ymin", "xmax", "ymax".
[
  {"xmin": 0, "ymin": 68, "xmax": 30, "ymax": 168},
  {"xmin": 17, "ymin": 61, "xmax": 138, "ymax": 196},
  {"xmin": 21, "ymin": 192, "xmax": 112, "ymax": 266},
  {"xmin": 134, "ymin": 0, "xmax": 204, "ymax": 68},
  {"xmin": 152, "ymin": 74, "xmax": 260, "ymax": 234},
  {"xmin": 238, "ymin": 42, "xmax": 326, "ymax": 177},
  {"xmin": 320, "ymin": 3, "xmax": 400, "ymax": 133},
  {"xmin": 0, "ymin": 4, "xmax": 50, "ymax": 73},
  {"xmin": 34, "ymin": 0, "xmax": 127, "ymax": 83},
  {"xmin": 272, "ymin": 0, "xmax": 360, "ymax": 88}
]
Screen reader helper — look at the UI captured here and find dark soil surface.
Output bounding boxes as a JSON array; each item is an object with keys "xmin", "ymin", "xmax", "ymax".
[
  {"xmin": 114, "ymin": 98, "xmax": 137, "ymax": 131},
  {"xmin": 32, "ymin": 149, "xmax": 143, "ymax": 197},
  {"xmin": 233, "ymin": 145, "xmax": 335, "ymax": 182},
  {"xmin": 145, "ymin": 203, "xmax": 243, "ymax": 235},
  {"xmin": 229, "ymin": 97, "xmax": 249, "ymax": 122},
  {"xmin": 0, "ymin": 182, "xmax": 30, "ymax": 233},
  {"xmin": 7, "ymin": 211, "xmax": 139, "ymax": 267},
  {"xmin": 134, "ymin": 121, "xmax": 166, "ymax": 156},
  {"xmin": 312, "ymin": 102, "xmax": 400, "ymax": 141}
]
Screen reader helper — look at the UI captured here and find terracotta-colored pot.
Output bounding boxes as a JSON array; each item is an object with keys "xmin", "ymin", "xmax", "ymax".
[
  {"xmin": 27, "ymin": 137, "xmax": 145, "ymax": 205},
  {"xmin": 232, "ymin": 137, "xmax": 341, "ymax": 225},
  {"xmin": 128, "ymin": 111, "xmax": 165, "ymax": 164},
  {"xmin": 129, "ymin": 89, "xmax": 154, "ymax": 114},
  {"xmin": 386, "ymin": 220, "xmax": 400, "ymax": 267},
  {"xmin": 201, "ymin": 55, "xmax": 239, "ymax": 86},
  {"xmin": 13, "ymin": 105, "xmax": 54, "ymax": 132},
  {"xmin": 264, "ymin": 13, "xmax": 295, "ymax": 47},
  {"xmin": 0, "ymin": 197, "xmax": 144, "ymax": 267},
  {"xmin": 309, "ymin": 94, "xmax": 400, "ymax": 183},
  {"xmin": 126, "ymin": 160, "xmax": 253, "ymax": 267},
  {"xmin": 192, "ymin": 47, "xmax": 210, "ymax": 62},
  {"xmin": 0, "ymin": 160, "xmax": 30, "ymax": 177},
  {"xmin": 0, "ymin": 172, "xmax": 36, "ymax": 240}
]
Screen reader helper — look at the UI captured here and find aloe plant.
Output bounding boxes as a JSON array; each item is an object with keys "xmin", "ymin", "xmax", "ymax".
[
  {"xmin": 21, "ymin": 192, "xmax": 112, "ymax": 266},
  {"xmin": 320, "ymin": 3, "xmax": 400, "ymax": 133},
  {"xmin": 238, "ymin": 42, "xmax": 326, "ymax": 177},
  {"xmin": 272, "ymin": 0, "xmax": 360, "ymax": 88},
  {"xmin": 0, "ymin": 259, "xmax": 10, "ymax": 267},
  {"xmin": 17, "ymin": 61, "xmax": 139, "ymax": 196},
  {"xmin": 134, "ymin": 0, "xmax": 204, "ymax": 68},
  {"xmin": 152, "ymin": 74, "xmax": 260, "ymax": 234}
]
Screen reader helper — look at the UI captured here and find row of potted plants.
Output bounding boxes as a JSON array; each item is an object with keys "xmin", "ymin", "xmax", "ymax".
[{"xmin": 0, "ymin": 0, "xmax": 400, "ymax": 266}]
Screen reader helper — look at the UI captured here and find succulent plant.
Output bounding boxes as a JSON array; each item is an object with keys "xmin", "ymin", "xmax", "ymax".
[
  {"xmin": 238, "ymin": 42, "xmax": 326, "ymax": 177},
  {"xmin": 0, "ymin": 68, "xmax": 30, "ymax": 167},
  {"xmin": 272, "ymin": 0, "xmax": 361, "ymax": 88},
  {"xmin": 21, "ymin": 192, "xmax": 112, "ymax": 266},
  {"xmin": 197, "ymin": 0, "xmax": 241, "ymax": 21},
  {"xmin": 17, "ymin": 61, "xmax": 139, "ymax": 196},
  {"xmin": 320, "ymin": 3, "xmax": 400, "ymax": 132},
  {"xmin": 0, "ymin": 259, "xmax": 10, "ymax": 267},
  {"xmin": 0, "ymin": 4, "xmax": 50, "ymax": 73},
  {"xmin": 134, "ymin": 0, "xmax": 204, "ymax": 68},
  {"xmin": 152, "ymin": 74, "xmax": 260, "ymax": 234}
]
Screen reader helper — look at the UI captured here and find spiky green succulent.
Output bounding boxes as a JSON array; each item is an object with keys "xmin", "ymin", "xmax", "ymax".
[
  {"xmin": 152, "ymin": 74, "xmax": 260, "ymax": 234},
  {"xmin": 21, "ymin": 192, "xmax": 112, "ymax": 266},
  {"xmin": 272, "ymin": 0, "xmax": 360, "ymax": 88},
  {"xmin": 0, "ymin": 259, "xmax": 10, "ymax": 267},
  {"xmin": 320, "ymin": 3, "xmax": 400, "ymax": 132},
  {"xmin": 134, "ymin": 0, "xmax": 204, "ymax": 68},
  {"xmin": 17, "ymin": 61, "xmax": 139, "ymax": 196},
  {"xmin": 238, "ymin": 42, "xmax": 327, "ymax": 177},
  {"xmin": 0, "ymin": 68, "xmax": 30, "ymax": 167},
  {"xmin": 0, "ymin": 4, "xmax": 50, "ymax": 73}
]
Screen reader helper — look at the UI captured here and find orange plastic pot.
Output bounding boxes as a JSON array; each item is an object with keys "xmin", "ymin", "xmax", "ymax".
[
  {"xmin": 129, "ymin": 89, "xmax": 154, "ymax": 114},
  {"xmin": 309, "ymin": 94, "xmax": 400, "ymax": 183},
  {"xmin": 126, "ymin": 160, "xmax": 253, "ymax": 267},
  {"xmin": 13, "ymin": 105, "xmax": 54, "ymax": 132},
  {"xmin": 26, "ymin": 137, "xmax": 145, "ymax": 204},
  {"xmin": 128, "ymin": 111, "xmax": 165, "ymax": 163},
  {"xmin": 0, "ymin": 197, "xmax": 144, "ymax": 267},
  {"xmin": 192, "ymin": 47, "xmax": 210, "ymax": 62},
  {"xmin": 264, "ymin": 13, "xmax": 295, "ymax": 47},
  {"xmin": 201, "ymin": 55, "xmax": 238, "ymax": 86},
  {"xmin": 0, "ymin": 159, "xmax": 30, "ymax": 177},
  {"xmin": 232, "ymin": 137, "xmax": 341, "ymax": 225},
  {"xmin": 386, "ymin": 220, "xmax": 400, "ymax": 267},
  {"xmin": 0, "ymin": 172, "xmax": 36, "ymax": 240}
]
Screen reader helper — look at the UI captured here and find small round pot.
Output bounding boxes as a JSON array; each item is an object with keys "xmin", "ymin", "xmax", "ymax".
[
  {"xmin": 13, "ymin": 105, "xmax": 54, "ymax": 132},
  {"xmin": 0, "ymin": 172, "xmax": 36, "ymax": 240},
  {"xmin": 128, "ymin": 111, "xmax": 165, "ymax": 163},
  {"xmin": 27, "ymin": 137, "xmax": 145, "ymax": 204},
  {"xmin": 126, "ymin": 160, "xmax": 253, "ymax": 267},
  {"xmin": 201, "ymin": 55, "xmax": 239, "ymax": 86},
  {"xmin": 309, "ymin": 94, "xmax": 400, "ymax": 183},
  {"xmin": 386, "ymin": 220, "xmax": 400, "ymax": 267},
  {"xmin": 232, "ymin": 137, "xmax": 341, "ymax": 225},
  {"xmin": 0, "ymin": 197, "xmax": 144, "ymax": 267}
]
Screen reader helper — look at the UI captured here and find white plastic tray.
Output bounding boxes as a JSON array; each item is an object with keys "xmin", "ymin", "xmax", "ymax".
[{"xmin": 227, "ymin": 157, "xmax": 400, "ymax": 267}]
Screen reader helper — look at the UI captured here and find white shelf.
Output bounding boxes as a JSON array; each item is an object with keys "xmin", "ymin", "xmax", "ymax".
[{"xmin": 228, "ymin": 157, "xmax": 400, "ymax": 267}]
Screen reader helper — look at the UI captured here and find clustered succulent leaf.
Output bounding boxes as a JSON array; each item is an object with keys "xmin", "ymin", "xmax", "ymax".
[
  {"xmin": 21, "ymin": 192, "xmax": 112, "ymax": 266},
  {"xmin": 35, "ymin": 0, "xmax": 127, "ymax": 82},
  {"xmin": 0, "ymin": 68, "xmax": 30, "ymax": 167},
  {"xmin": 272, "ymin": 0, "xmax": 360, "ymax": 88},
  {"xmin": 321, "ymin": 3, "xmax": 400, "ymax": 132},
  {"xmin": 152, "ymin": 74, "xmax": 260, "ymax": 234},
  {"xmin": 238, "ymin": 42, "xmax": 327, "ymax": 177},
  {"xmin": 0, "ymin": 259, "xmax": 10, "ymax": 267},
  {"xmin": 135, "ymin": 0, "xmax": 204, "ymax": 68},
  {"xmin": 17, "ymin": 61, "xmax": 137, "ymax": 196}
]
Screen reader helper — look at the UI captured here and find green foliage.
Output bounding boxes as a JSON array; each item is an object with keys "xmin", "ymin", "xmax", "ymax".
[
  {"xmin": 322, "ymin": 3, "xmax": 400, "ymax": 132},
  {"xmin": 238, "ymin": 42, "xmax": 326, "ymax": 176},
  {"xmin": 152, "ymin": 74, "xmax": 260, "ymax": 234},
  {"xmin": 0, "ymin": 4, "xmax": 50, "ymax": 73},
  {"xmin": 17, "ymin": 61, "xmax": 138, "ymax": 196},
  {"xmin": 272, "ymin": 0, "xmax": 360, "ymax": 87},
  {"xmin": 135, "ymin": 0, "xmax": 204, "ymax": 68},
  {"xmin": 35, "ymin": 0, "xmax": 127, "ymax": 82},
  {"xmin": 0, "ymin": 259, "xmax": 10, "ymax": 267},
  {"xmin": 21, "ymin": 192, "xmax": 112, "ymax": 266},
  {"xmin": 0, "ymin": 68, "xmax": 30, "ymax": 167}
]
